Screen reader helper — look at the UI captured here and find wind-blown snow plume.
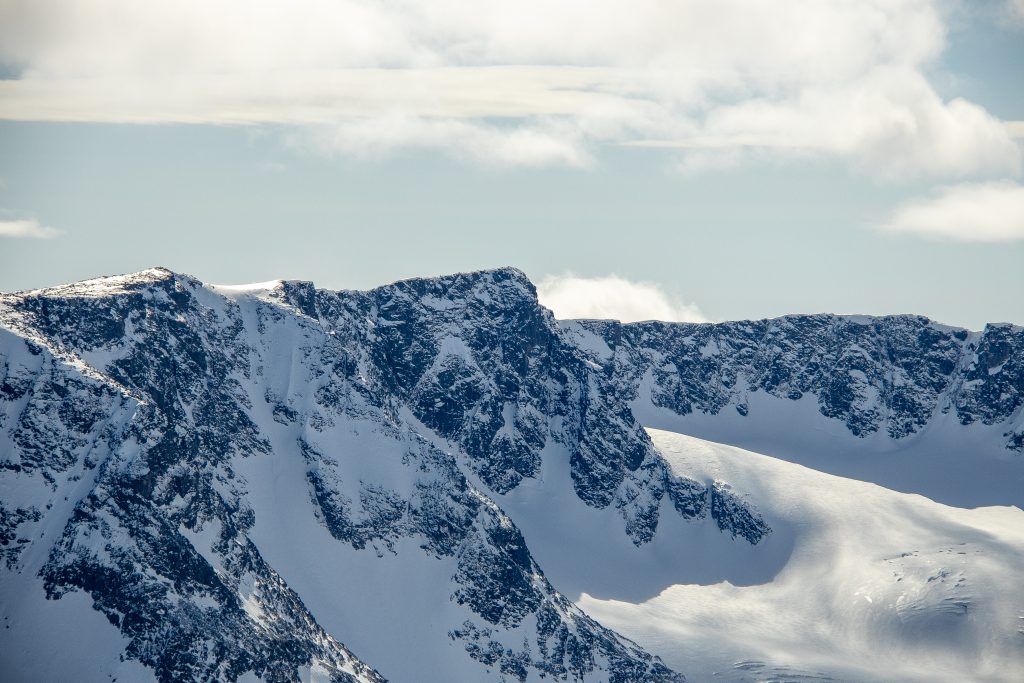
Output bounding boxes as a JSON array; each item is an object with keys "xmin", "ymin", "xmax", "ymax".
[{"xmin": 537, "ymin": 274, "xmax": 707, "ymax": 323}]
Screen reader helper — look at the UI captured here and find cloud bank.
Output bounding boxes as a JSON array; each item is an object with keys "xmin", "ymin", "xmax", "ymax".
[
  {"xmin": 0, "ymin": 0, "xmax": 1020, "ymax": 176},
  {"xmin": 537, "ymin": 274, "xmax": 707, "ymax": 323},
  {"xmin": 0, "ymin": 218, "xmax": 62, "ymax": 239},
  {"xmin": 879, "ymin": 181, "xmax": 1024, "ymax": 242}
]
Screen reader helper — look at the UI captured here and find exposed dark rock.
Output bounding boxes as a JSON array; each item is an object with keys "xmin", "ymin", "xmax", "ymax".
[{"xmin": 573, "ymin": 315, "xmax": 1024, "ymax": 450}]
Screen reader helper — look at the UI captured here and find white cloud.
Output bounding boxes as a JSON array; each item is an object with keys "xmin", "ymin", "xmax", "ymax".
[
  {"xmin": 1006, "ymin": 121, "xmax": 1024, "ymax": 139},
  {"xmin": 297, "ymin": 113, "xmax": 593, "ymax": 167},
  {"xmin": 664, "ymin": 68, "xmax": 1021, "ymax": 179},
  {"xmin": 878, "ymin": 181, "xmax": 1024, "ymax": 242},
  {"xmin": 1009, "ymin": 0, "xmax": 1024, "ymax": 23},
  {"xmin": 0, "ymin": 218, "xmax": 62, "ymax": 239},
  {"xmin": 0, "ymin": 1, "xmax": 1019, "ymax": 176},
  {"xmin": 537, "ymin": 274, "xmax": 707, "ymax": 323}
]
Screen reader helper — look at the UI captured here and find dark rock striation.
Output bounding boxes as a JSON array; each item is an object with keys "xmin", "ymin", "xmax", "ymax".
[
  {"xmin": 571, "ymin": 315, "xmax": 1023, "ymax": 450},
  {"xmin": 1, "ymin": 267, "xmax": 716, "ymax": 682}
]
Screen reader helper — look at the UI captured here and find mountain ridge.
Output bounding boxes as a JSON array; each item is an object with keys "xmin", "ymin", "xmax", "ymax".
[
  {"xmin": 1, "ymin": 265, "xmax": 721, "ymax": 682},
  {"xmin": 1, "ymin": 266, "xmax": 1021, "ymax": 682},
  {"xmin": 15, "ymin": 265, "xmax": 1021, "ymax": 332}
]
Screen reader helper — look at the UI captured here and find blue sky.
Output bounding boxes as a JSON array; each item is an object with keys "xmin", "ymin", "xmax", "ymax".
[{"xmin": 1, "ymin": 1, "xmax": 1022, "ymax": 328}]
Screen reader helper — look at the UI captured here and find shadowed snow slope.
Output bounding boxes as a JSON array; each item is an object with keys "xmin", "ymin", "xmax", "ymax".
[{"xmin": 581, "ymin": 429, "xmax": 1024, "ymax": 683}]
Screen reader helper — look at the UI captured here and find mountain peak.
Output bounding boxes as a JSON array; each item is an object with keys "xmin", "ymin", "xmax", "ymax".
[
  {"xmin": 380, "ymin": 265, "xmax": 534, "ymax": 294},
  {"xmin": 367, "ymin": 266, "xmax": 539, "ymax": 314},
  {"xmin": 12, "ymin": 266, "xmax": 178, "ymax": 299}
]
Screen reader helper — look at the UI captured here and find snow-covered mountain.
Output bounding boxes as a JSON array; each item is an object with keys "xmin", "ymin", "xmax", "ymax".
[
  {"xmin": 566, "ymin": 315, "xmax": 1024, "ymax": 508},
  {"xmin": 586, "ymin": 429, "xmax": 1024, "ymax": 682},
  {"xmin": 1, "ymin": 267, "xmax": 1021, "ymax": 682},
  {"xmin": 567, "ymin": 314, "xmax": 1023, "ymax": 450}
]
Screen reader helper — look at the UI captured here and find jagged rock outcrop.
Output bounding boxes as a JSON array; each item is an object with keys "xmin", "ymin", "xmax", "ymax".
[
  {"xmin": 291, "ymin": 268, "xmax": 761, "ymax": 545},
  {"xmin": 569, "ymin": 315, "xmax": 1024, "ymax": 450}
]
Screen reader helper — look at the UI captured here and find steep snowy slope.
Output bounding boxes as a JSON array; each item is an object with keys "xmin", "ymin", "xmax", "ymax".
[
  {"xmin": 568, "ymin": 317, "xmax": 1024, "ymax": 508},
  {"xmin": 3, "ymin": 267, "xmax": 766, "ymax": 682},
  {"xmin": 581, "ymin": 429, "xmax": 1024, "ymax": 683}
]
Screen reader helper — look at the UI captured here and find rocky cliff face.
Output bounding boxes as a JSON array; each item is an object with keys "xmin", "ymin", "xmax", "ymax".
[
  {"xmin": 569, "ymin": 315, "xmax": 1023, "ymax": 450},
  {"xmin": 3, "ymin": 267, "xmax": 765, "ymax": 682},
  {"xmin": 308, "ymin": 269, "xmax": 766, "ymax": 545}
]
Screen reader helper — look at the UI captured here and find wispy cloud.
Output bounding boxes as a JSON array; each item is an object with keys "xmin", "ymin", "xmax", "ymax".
[
  {"xmin": 878, "ymin": 181, "xmax": 1024, "ymax": 242},
  {"xmin": 1008, "ymin": 0, "xmax": 1024, "ymax": 24},
  {"xmin": 0, "ymin": 1, "xmax": 1019, "ymax": 176},
  {"xmin": 537, "ymin": 274, "xmax": 707, "ymax": 323},
  {"xmin": 296, "ymin": 111, "xmax": 594, "ymax": 168},
  {"xmin": 0, "ymin": 218, "xmax": 63, "ymax": 239}
]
